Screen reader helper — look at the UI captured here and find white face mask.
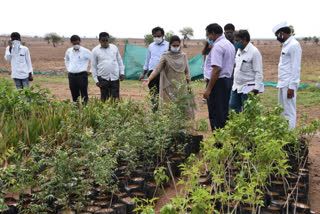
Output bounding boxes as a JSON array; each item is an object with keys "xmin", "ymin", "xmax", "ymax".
[
  {"xmin": 154, "ymin": 37, "xmax": 163, "ymax": 44},
  {"xmin": 73, "ymin": 45, "xmax": 80, "ymax": 50},
  {"xmin": 171, "ymin": 46, "xmax": 180, "ymax": 52},
  {"xmin": 12, "ymin": 40, "xmax": 20, "ymax": 48}
]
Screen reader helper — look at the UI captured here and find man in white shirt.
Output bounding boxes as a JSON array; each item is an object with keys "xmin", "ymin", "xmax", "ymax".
[
  {"xmin": 65, "ymin": 35, "xmax": 92, "ymax": 104},
  {"xmin": 4, "ymin": 32, "xmax": 33, "ymax": 89},
  {"xmin": 230, "ymin": 30, "xmax": 263, "ymax": 113},
  {"xmin": 273, "ymin": 22, "xmax": 302, "ymax": 129},
  {"xmin": 91, "ymin": 32, "xmax": 125, "ymax": 102}
]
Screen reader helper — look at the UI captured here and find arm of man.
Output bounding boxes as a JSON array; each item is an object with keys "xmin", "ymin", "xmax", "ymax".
[
  {"xmin": 251, "ymin": 50, "xmax": 263, "ymax": 95},
  {"xmin": 64, "ymin": 49, "xmax": 70, "ymax": 72},
  {"xmin": 116, "ymin": 48, "xmax": 125, "ymax": 81},
  {"xmin": 90, "ymin": 50, "xmax": 100, "ymax": 87},
  {"xmin": 140, "ymin": 47, "xmax": 151, "ymax": 81},
  {"xmin": 85, "ymin": 49, "xmax": 93, "ymax": 75},
  {"xmin": 203, "ymin": 66, "xmax": 221, "ymax": 99},
  {"xmin": 287, "ymin": 44, "xmax": 302, "ymax": 98},
  {"xmin": 25, "ymin": 48, "xmax": 33, "ymax": 81},
  {"xmin": 203, "ymin": 45, "xmax": 223, "ymax": 99},
  {"xmin": 4, "ymin": 45, "xmax": 12, "ymax": 61}
]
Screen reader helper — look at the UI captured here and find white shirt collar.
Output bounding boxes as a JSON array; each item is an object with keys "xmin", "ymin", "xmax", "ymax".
[{"xmin": 283, "ymin": 36, "xmax": 293, "ymax": 46}]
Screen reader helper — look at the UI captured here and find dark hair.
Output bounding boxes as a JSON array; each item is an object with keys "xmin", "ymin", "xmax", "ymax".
[
  {"xmin": 99, "ymin": 32, "xmax": 110, "ymax": 40},
  {"xmin": 152, "ymin": 27, "xmax": 165, "ymax": 36},
  {"xmin": 234, "ymin": 30, "xmax": 250, "ymax": 42},
  {"xmin": 276, "ymin": 27, "xmax": 291, "ymax": 35},
  {"xmin": 10, "ymin": 32, "xmax": 21, "ymax": 41},
  {"xmin": 168, "ymin": 35, "xmax": 181, "ymax": 51},
  {"xmin": 224, "ymin": 23, "xmax": 235, "ymax": 31},
  {"xmin": 206, "ymin": 23, "xmax": 223, "ymax": 35},
  {"xmin": 70, "ymin": 35, "xmax": 81, "ymax": 42}
]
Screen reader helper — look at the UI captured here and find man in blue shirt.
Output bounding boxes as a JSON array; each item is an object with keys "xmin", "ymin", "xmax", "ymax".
[{"xmin": 139, "ymin": 27, "xmax": 169, "ymax": 110}]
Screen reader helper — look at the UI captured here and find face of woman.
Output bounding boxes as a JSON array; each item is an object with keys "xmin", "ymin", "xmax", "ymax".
[{"xmin": 171, "ymin": 41, "xmax": 180, "ymax": 48}]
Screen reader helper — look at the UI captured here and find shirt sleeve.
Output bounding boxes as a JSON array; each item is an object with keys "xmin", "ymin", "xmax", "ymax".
[
  {"xmin": 252, "ymin": 50, "xmax": 263, "ymax": 90},
  {"xmin": 116, "ymin": 48, "xmax": 125, "ymax": 75},
  {"xmin": 288, "ymin": 44, "xmax": 302, "ymax": 89},
  {"xmin": 4, "ymin": 46, "xmax": 11, "ymax": 61},
  {"xmin": 210, "ymin": 45, "xmax": 223, "ymax": 68},
  {"xmin": 150, "ymin": 56, "xmax": 166, "ymax": 77},
  {"xmin": 143, "ymin": 47, "xmax": 151, "ymax": 71},
  {"xmin": 25, "ymin": 48, "xmax": 33, "ymax": 74},
  {"xmin": 64, "ymin": 50, "xmax": 70, "ymax": 72},
  {"xmin": 91, "ymin": 50, "xmax": 99, "ymax": 83}
]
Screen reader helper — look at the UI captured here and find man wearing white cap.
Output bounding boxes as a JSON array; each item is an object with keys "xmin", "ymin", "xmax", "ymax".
[{"xmin": 272, "ymin": 22, "xmax": 302, "ymax": 129}]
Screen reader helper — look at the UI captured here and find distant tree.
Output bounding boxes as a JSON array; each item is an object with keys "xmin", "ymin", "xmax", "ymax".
[
  {"xmin": 44, "ymin": 33, "xmax": 62, "ymax": 47},
  {"xmin": 303, "ymin": 37, "xmax": 308, "ymax": 43},
  {"xmin": 180, "ymin": 27, "xmax": 194, "ymax": 48},
  {"xmin": 165, "ymin": 31, "xmax": 174, "ymax": 42},
  {"xmin": 144, "ymin": 34, "xmax": 154, "ymax": 46},
  {"xmin": 109, "ymin": 35, "xmax": 116, "ymax": 44},
  {"xmin": 289, "ymin": 25, "xmax": 295, "ymax": 36},
  {"xmin": 313, "ymin": 36, "xmax": 319, "ymax": 45}
]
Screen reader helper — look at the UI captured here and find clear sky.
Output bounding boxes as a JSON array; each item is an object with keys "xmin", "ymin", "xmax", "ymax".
[{"xmin": 1, "ymin": 0, "xmax": 319, "ymax": 39}]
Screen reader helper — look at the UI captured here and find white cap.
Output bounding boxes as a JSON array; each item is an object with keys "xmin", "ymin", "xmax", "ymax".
[{"xmin": 272, "ymin": 21, "xmax": 289, "ymax": 34}]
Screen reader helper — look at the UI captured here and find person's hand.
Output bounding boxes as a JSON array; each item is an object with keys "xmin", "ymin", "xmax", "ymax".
[
  {"xmin": 287, "ymin": 89, "xmax": 294, "ymax": 99},
  {"xmin": 28, "ymin": 73, "xmax": 33, "ymax": 81},
  {"xmin": 120, "ymin": 74, "xmax": 125, "ymax": 81},
  {"xmin": 203, "ymin": 89, "xmax": 211, "ymax": 99},
  {"xmin": 142, "ymin": 79, "xmax": 150, "ymax": 88},
  {"xmin": 208, "ymin": 44, "xmax": 213, "ymax": 49},
  {"xmin": 139, "ymin": 74, "xmax": 145, "ymax": 81},
  {"xmin": 96, "ymin": 82, "xmax": 101, "ymax": 88},
  {"xmin": 250, "ymin": 89, "xmax": 259, "ymax": 95}
]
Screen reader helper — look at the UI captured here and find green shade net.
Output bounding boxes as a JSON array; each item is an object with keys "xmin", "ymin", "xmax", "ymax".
[{"xmin": 123, "ymin": 43, "xmax": 205, "ymax": 80}]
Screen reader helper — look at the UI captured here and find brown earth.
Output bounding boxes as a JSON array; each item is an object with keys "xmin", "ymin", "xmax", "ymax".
[{"xmin": 0, "ymin": 36, "xmax": 320, "ymax": 212}]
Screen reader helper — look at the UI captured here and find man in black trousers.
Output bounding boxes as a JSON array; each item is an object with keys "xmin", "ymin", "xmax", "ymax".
[
  {"xmin": 91, "ymin": 32, "xmax": 125, "ymax": 102},
  {"xmin": 65, "ymin": 35, "xmax": 92, "ymax": 104}
]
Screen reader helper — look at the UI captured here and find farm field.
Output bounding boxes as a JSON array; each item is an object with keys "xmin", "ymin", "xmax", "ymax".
[{"xmin": 0, "ymin": 37, "xmax": 320, "ymax": 213}]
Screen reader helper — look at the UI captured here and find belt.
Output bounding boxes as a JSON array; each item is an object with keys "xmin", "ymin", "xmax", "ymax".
[
  {"xmin": 247, "ymin": 84, "xmax": 255, "ymax": 86},
  {"xmin": 69, "ymin": 71, "xmax": 87, "ymax": 76},
  {"xmin": 98, "ymin": 76, "xmax": 119, "ymax": 82}
]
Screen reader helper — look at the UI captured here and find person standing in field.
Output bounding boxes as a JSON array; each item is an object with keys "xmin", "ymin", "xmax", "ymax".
[
  {"xmin": 142, "ymin": 36, "xmax": 196, "ymax": 118},
  {"xmin": 273, "ymin": 22, "xmax": 302, "ymax": 129},
  {"xmin": 139, "ymin": 27, "xmax": 169, "ymax": 111},
  {"xmin": 91, "ymin": 32, "xmax": 125, "ymax": 102},
  {"xmin": 203, "ymin": 23, "xmax": 235, "ymax": 131},
  {"xmin": 64, "ymin": 35, "xmax": 92, "ymax": 104},
  {"xmin": 230, "ymin": 30, "xmax": 263, "ymax": 113},
  {"xmin": 224, "ymin": 23, "xmax": 236, "ymax": 45},
  {"xmin": 4, "ymin": 32, "xmax": 33, "ymax": 89}
]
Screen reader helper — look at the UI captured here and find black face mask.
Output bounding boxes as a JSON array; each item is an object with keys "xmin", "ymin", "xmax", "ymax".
[
  {"xmin": 276, "ymin": 33, "xmax": 285, "ymax": 43},
  {"xmin": 225, "ymin": 33, "xmax": 234, "ymax": 42}
]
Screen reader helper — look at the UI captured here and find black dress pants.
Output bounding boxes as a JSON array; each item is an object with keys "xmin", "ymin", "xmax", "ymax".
[
  {"xmin": 147, "ymin": 70, "xmax": 160, "ymax": 111},
  {"xmin": 68, "ymin": 72, "xmax": 88, "ymax": 104},
  {"xmin": 98, "ymin": 76, "xmax": 120, "ymax": 102},
  {"xmin": 206, "ymin": 78, "xmax": 232, "ymax": 131}
]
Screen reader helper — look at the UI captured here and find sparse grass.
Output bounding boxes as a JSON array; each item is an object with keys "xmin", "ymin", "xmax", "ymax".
[{"xmin": 1, "ymin": 74, "xmax": 319, "ymax": 109}]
